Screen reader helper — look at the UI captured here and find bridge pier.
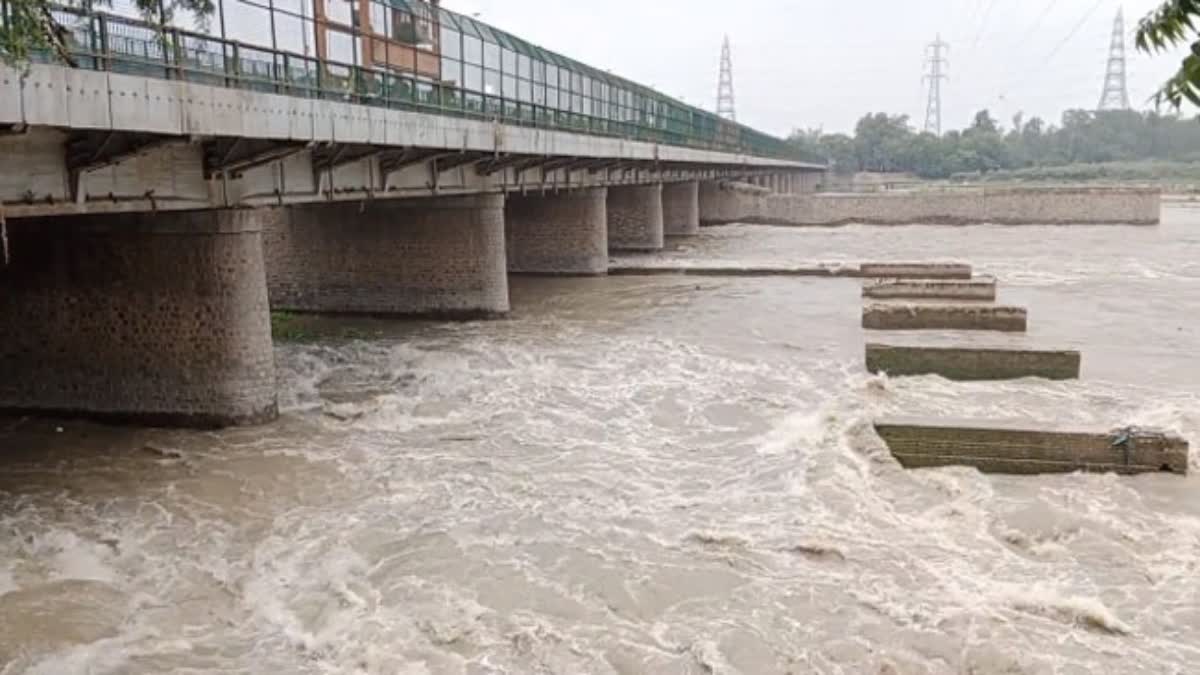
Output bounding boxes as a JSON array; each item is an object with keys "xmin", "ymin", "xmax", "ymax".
[
  {"xmin": 505, "ymin": 187, "xmax": 608, "ymax": 275},
  {"xmin": 265, "ymin": 193, "xmax": 509, "ymax": 316},
  {"xmin": 699, "ymin": 180, "xmax": 761, "ymax": 225},
  {"xmin": 662, "ymin": 181, "xmax": 700, "ymax": 236},
  {"xmin": 607, "ymin": 183, "xmax": 665, "ymax": 251},
  {"xmin": 0, "ymin": 209, "xmax": 278, "ymax": 427}
]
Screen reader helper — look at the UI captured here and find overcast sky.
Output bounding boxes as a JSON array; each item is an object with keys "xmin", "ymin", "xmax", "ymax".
[{"xmin": 442, "ymin": 0, "xmax": 1193, "ymax": 137}]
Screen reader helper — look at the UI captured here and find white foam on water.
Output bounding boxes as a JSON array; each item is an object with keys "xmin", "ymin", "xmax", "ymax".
[
  {"xmin": 3, "ymin": 205, "xmax": 1200, "ymax": 673},
  {"xmin": 1001, "ymin": 583, "xmax": 1133, "ymax": 636}
]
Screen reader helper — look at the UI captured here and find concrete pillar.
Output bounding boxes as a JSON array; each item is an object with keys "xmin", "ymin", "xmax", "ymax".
[
  {"xmin": 265, "ymin": 193, "xmax": 509, "ymax": 316},
  {"xmin": 0, "ymin": 209, "xmax": 278, "ymax": 427},
  {"xmin": 505, "ymin": 187, "xmax": 607, "ymax": 275},
  {"xmin": 662, "ymin": 181, "xmax": 700, "ymax": 236},
  {"xmin": 607, "ymin": 183, "xmax": 664, "ymax": 251},
  {"xmin": 699, "ymin": 180, "xmax": 764, "ymax": 225},
  {"xmin": 800, "ymin": 172, "xmax": 820, "ymax": 193}
]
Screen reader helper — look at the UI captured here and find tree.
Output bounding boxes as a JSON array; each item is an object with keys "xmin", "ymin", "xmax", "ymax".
[
  {"xmin": 853, "ymin": 113, "xmax": 912, "ymax": 172},
  {"xmin": 1135, "ymin": 1, "xmax": 1200, "ymax": 107},
  {"xmin": 0, "ymin": 0, "xmax": 213, "ymax": 65}
]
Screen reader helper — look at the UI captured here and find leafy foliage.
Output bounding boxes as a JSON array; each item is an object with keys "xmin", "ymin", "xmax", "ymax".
[
  {"xmin": 1136, "ymin": 0, "xmax": 1200, "ymax": 107},
  {"xmin": 0, "ymin": 0, "xmax": 213, "ymax": 65},
  {"xmin": 790, "ymin": 109, "xmax": 1200, "ymax": 179}
]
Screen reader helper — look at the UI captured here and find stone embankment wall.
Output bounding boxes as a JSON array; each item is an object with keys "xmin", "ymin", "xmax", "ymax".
[{"xmin": 701, "ymin": 182, "xmax": 1161, "ymax": 226}]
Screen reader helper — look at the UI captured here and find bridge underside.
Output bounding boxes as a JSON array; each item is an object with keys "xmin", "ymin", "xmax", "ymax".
[
  {"xmin": 0, "ymin": 64, "xmax": 824, "ymax": 427},
  {"xmin": 0, "ymin": 175, "xmax": 799, "ymax": 427}
]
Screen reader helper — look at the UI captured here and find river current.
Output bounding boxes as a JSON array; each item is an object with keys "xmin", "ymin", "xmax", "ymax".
[{"xmin": 1, "ymin": 204, "xmax": 1198, "ymax": 674}]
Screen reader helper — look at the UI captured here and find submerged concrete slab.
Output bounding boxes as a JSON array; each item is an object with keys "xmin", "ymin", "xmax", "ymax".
[
  {"xmin": 874, "ymin": 418, "xmax": 1189, "ymax": 475},
  {"xmin": 859, "ymin": 263, "xmax": 972, "ymax": 279},
  {"xmin": 864, "ymin": 277, "xmax": 997, "ymax": 300},
  {"xmin": 863, "ymin": 304, "xmax": 1027, "ymax": 332},
  {"xmin": 866, "ymin": 343, "xmax": 1080, "ymax": 380},
  {"xmin": 607, "ymin": 261, "xmax": 974, "ymax": 279}
]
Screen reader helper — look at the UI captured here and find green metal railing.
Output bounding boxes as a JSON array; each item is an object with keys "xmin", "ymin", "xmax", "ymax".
[{"xmin": 9, "ymin": 3, "xmax": 821, "ymax": 163}]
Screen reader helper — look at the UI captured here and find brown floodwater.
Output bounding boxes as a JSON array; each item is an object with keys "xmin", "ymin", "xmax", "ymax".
[{"xmin": 1, "ymin": 204, "xmax": 1197, "ymax": 674}]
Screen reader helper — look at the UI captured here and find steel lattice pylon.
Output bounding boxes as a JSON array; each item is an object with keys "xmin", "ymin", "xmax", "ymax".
[
  {"xmin": 923, "ymin": 35, "xmax": 949, "ymax": 135},
  {"xmin": 1097, "ymin": 8, "xmax": 1131, "ymax": 111},
  {"xmin": 716, "ymin": 35, "xmax": 736, "ymax": 121}
]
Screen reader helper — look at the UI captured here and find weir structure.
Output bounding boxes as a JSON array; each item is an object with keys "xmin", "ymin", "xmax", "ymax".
[{"xmin": 0, "ymin": 1, "xmax": 825, "ymax": 427}]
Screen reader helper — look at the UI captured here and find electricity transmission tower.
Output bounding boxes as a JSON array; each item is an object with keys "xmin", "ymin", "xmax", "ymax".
[
  {"xmin": 1097, "ymin": 8, "xmax": 1131, "ymax": 111},
  {"xmin": 923, "ymin": 35, "xmax": 949, "ymax": 135},
  {"xmin": 716, "ymin": 35, "xmax": 736, "ymax": 121}
]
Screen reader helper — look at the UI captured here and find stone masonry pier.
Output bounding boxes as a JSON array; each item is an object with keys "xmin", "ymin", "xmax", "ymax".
[
  {"xmin": 700, "ymin": 184, "xmax": 1162, "ymax": 226},
  {"xmin": 662, "ymin": 181, "xmax": 700, "ymax": 236},
  {"xmin": 0, "ymin": 209, "xmax": 278, "ymax": 427},
  {"xmin": 607, "ymin": 184, "xmax": 665, "ymax": 251},
  {"xmin": 264, "ymin": 193, "xmax": 509, "ymax": 316},
  {"xmin": 505, "ymin": 187, "xmax": 608, "ymax": 275}
]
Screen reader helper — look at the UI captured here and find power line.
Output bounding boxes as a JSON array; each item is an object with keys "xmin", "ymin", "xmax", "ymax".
[
  {"xmin": 1042, "ymin": 0, "xmax": 1107, "ymax": 64},
  {"xmin": 979, "ymin": 0, "xmax": 1107, "ymax": 106},
  {"xmin": 969, "ymin": 0, "xmax": 1000, "ymax": 50},
  {"xmin": 1015, "ymin": 0, "xmax": 1060, "ymax": 48}
]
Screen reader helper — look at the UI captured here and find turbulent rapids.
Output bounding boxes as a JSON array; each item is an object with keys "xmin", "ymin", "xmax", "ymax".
[{"xmin": 1, "ymin": 207, "xmax": 1198, "ymax": 674}]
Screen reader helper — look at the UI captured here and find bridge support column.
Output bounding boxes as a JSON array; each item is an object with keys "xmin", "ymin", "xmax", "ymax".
[
  {"xmin": 505, "ymin": 187, "xmax": 608, "ymax": 275},
  {"xmin": 662, "ymin": 181, "xmax": 700, "ymax": 236},
  {"xmin": 265, "ymin": 193, "xmax": 509, "ymax": 316},
  {"xmin": 0, "ymin": 209, "xmax": 278, "ymax": 427},
  {"xmin": 700, "ymin": 180, "xmax": 764, "ymax": 225},
  {"xmin": 607, "ymin": 183, "xmax": 664, "ymax": 251}
]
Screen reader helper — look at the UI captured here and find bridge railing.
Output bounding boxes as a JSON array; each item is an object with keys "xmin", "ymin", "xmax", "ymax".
[{"xmin": 5, "ymin": 4, "xmax": 823, "ymax": 164}]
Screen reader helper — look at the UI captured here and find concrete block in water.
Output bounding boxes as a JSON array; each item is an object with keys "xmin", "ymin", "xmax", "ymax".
[
  {"xmin": 864, "ymin": 277, "xmax": 996, "ymax": 300},
  {"xmin": 862, "ymin": 304, "xmax": 1027, "ymax": 332},
  {"xmin": 858, "ymin": 263, "xmax": 972, "ymax": 279},
  {"xmin": 874, "ymin": 418, "xmax": 1189, "ymax": 475},
  {"xmin": 865, "ymin": 344, "xmax": 1080, "ymax": 380},
  {"xmin": 605, "ymin": 261, "xmax": 975, "ymax": 279}
]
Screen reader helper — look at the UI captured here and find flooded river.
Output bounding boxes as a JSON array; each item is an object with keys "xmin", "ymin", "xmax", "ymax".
[{"xmin": 1, "ymin": 204, "xmax": 1198, "ymax": 674}]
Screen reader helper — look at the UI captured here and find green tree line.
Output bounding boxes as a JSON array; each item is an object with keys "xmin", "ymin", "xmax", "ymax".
[{"xmin": 788, "ymin": 109, "xmax": 1200, "ymax": 179}]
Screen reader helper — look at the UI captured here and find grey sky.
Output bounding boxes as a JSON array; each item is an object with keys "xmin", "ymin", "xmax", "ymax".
[{"xmin": 443, "ymin": 0, "xmax": 1190, "ymax": 137}]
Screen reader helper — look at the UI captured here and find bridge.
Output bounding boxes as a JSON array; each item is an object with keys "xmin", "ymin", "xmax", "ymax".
[{"xmin": 0, "ymin": 2, "xmax": 825, "ymax": 427}]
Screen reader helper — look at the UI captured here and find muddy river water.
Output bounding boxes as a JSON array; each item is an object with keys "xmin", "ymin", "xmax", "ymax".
[{"xmin": 1, "ymin": 204, "xmax": 1198, "ymax": 674}]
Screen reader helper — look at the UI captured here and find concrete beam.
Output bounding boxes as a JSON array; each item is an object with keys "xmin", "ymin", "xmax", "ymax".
[
  {"xmin": 863, "ymin": 304, "xmax": 1027, "ymax": 331},
  {"xmin": 203, "ymin": 137, "xmax": 308, "ymax": 178},
  {"xmin": 0, "ymin": 208, "xmax": 278, "ymax": 427},
  {"xmin": 865, "ymin": 344, "xmax": 1080, "ymax": 380},
  {"xmin": 874, "ymin": 418, "xmax": 1189, "ymax": 475},
  {"xmin": 864, "ymin": 277, "xmax": 997, "ymax": 300},
  {"xmin": 310, "ymin": 143, "xmax": 381, "ymax": 172}
]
